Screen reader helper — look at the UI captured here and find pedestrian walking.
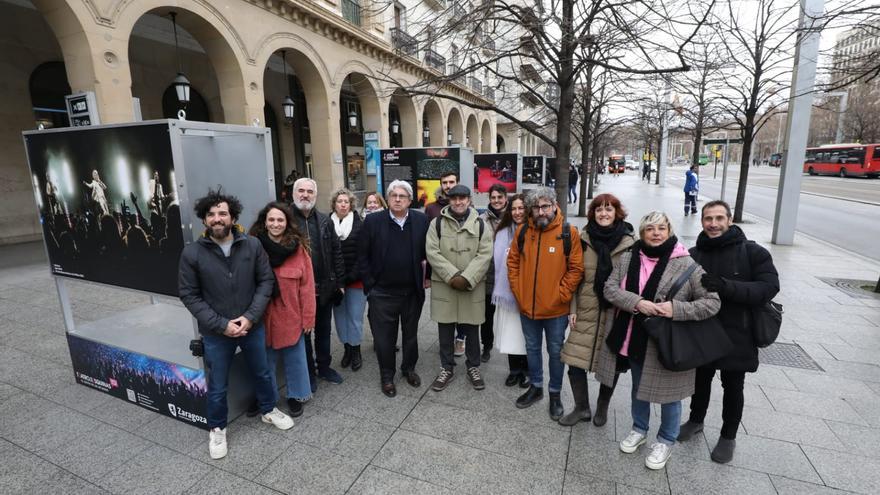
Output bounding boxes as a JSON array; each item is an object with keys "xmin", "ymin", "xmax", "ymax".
[
  {"xmin": 568, "ymin": 164, "xmax": 579, "ymax": 204},
  {"xmin": 426, "ymin": 185, "xmax": 494, "ymax": 391},
  {"xmin": 358, "ymin": 180, "xmax": 429, "ymax": 397},
  {"xmin": 684, "ymin": 165, "xmax": 699, "ymax": 216},
  {"xmin": 677, "ymin": 200, "xmax": 780, "ymax": 463},
  {"xmin": 291, "ymin": 178, "xmax": 346, "ymax": 391},
  {"xmin": 249, "ymin": 202, "xmax": 315, "ymax": 419},
  {"xmin": 478, "ymin": 184, "xmax": 509, "ymax": 362},
  {"xmin": 178, "ymin": 189, "xmax": 294, "ymax": 460},
  {"xmin": 596, "ymin": 211, "xmax": 720, "ymax": 470},
  {"xmin": 330, "ymin": 188, "xmax": 366, "ymax": 372},
  {"xmin": 507, "ymin": 187, "xmax": 584, "ymax": 420},
  {"xmin": 559, "ymin": 194, "xmax": 635, "ymax": 427}
]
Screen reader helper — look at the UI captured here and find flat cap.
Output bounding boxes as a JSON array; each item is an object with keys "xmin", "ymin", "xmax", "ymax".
[{"xmin": 446, "ymin": 184, "xmax": 471, "ymax": 197}]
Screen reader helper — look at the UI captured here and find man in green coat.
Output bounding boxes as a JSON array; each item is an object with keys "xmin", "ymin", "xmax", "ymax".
[{"xmin": 426, "ymin": 185, "xmax": 494, "ymax": 392}]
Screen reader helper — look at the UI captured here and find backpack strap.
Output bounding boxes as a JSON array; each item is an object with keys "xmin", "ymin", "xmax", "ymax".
[{"xmin": 562, "ymin": 222, "xmax": 571, "ymax": 258}]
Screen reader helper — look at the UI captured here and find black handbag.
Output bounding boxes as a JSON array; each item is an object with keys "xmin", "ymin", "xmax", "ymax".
[
  {"xmin": 643, "ymin": 263, "xmax": 732, "ymax": 371},
  {"xmin": 752, "ymin": 300, "xmax": 783, "ymax": 348}
]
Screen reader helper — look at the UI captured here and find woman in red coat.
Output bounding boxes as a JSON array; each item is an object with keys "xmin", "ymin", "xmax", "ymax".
[{"xmin": 249, "ymin": 202, "xmax": 315, "ymax": 417}]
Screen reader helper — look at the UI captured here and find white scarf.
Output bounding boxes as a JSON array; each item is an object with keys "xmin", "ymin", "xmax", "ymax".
[{"xmin": 331, "ymin": 211, "xmax": 354, "ymax": 240}]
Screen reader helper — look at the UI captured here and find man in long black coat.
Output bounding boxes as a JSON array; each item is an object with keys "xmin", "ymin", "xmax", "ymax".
[{"xmin": 677, "ymin": 200, "xmax": 780, "ymax": 464}]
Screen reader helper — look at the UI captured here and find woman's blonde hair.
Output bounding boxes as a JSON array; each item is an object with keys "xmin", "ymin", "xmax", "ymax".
[
  {"xmin": 638, "ymin": 211, "xmax": 674, "ymax": 239},
  {"xmin": 330, "ymin": 187, "xmax": 356, "ymax": 214}
]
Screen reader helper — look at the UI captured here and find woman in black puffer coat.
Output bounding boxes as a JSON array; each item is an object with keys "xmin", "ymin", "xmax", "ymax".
[{"xmin": 330, "ymin": 188, "xmax": 366, "ymax": 371}]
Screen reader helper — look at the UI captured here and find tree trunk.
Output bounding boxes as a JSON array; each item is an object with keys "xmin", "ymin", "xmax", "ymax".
[
  {"xmin": 552, "ymin": 0, "xmax": 576, "ymax": 213},
  {"xmin": 578, "ymin": 70, "xmax": 594, "ymax": 216},
  {"xmin": 733, "ymin": 114, "xmax": 756, "ymax": 223}
]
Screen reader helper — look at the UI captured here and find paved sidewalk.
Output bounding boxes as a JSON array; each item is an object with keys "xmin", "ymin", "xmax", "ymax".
[{"xmin": 2, "ymin": 174, "xmax": 880, "ymax": 494}]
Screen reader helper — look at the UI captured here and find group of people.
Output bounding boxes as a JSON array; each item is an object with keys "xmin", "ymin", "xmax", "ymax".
[{"xmin": 179, "ymin": 175, "xmax": 779, "ymax": 472}]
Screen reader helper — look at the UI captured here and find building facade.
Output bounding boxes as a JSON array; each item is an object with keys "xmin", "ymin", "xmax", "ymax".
[{"xmin": 0, "ymin": 0, "xmax": 506, "ymax": 245}]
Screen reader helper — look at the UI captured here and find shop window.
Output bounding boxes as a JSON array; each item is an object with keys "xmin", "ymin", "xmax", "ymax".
[{"xmin": 29, "ymin": 62, "xmax": 72, "ymax": 129}]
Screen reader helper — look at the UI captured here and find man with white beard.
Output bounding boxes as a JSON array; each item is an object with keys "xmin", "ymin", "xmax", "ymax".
[{"xmin": 291, "ymin": 178, "xmax": 346, "ymax": 391}]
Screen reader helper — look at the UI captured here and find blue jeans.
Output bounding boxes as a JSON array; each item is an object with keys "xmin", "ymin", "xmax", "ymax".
[
  {"xmin": 519, "ymin": 314, "xmax": 567, "ymax": 393},
  {"xmin": 202, "ymin": 324, "xmax": 277, "ymax": 429},
  {"xmin": 333, "ymin": 287, "xmax": 367, "ymax": 345},
  {"xmin": 630, "ymin": 358, "xmax": 682, "ymax": 445},
  {"xmin": 265, "ymin": 336, "xmax": 312, "ymax": 401}
]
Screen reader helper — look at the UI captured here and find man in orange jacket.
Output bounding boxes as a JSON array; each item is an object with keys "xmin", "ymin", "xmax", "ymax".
[{"xmin": 508, "ymin": 187, "xmax": 584, "ymax": 420}]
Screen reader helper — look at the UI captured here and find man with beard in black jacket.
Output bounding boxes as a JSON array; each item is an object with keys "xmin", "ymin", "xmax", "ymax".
[
  {"xmin": 676, "ymin": 200, "xmax": 779, "ymax": 464},
  {"xmin": 291, "ymin": 178, "xmax": 346, "ymax": 390}
]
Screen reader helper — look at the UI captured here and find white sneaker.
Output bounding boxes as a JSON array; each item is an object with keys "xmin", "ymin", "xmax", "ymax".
[
  {"xmin": 645, "ymin": 442, "xmax": 672, "ymax": 470},
  {"xmin": 208, "ymin": 427, "xmax": 227, "ymax": 459},
  {"xmin": 261, "ymin": 407, "xmax": 294, "ymax": 430},
  {"xmin": 619, "ymin": 430, "xmax": 647, "ymax": 454}
]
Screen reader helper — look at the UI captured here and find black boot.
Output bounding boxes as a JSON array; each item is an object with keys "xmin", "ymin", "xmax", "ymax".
[
  {"xmin": 515, "ymin": 385, "xmax": 544, "ymax": 409},
  {"xmin": 558, "ymin": 373, "xmax": 591, "ymax": 426},
  {"xmin": 593, "ymin": 376, "xmax": 618, "ymax": 427},
  {"xmin": 340, "ymin": 343, "xmax": 352, "ymax": 368},
  {"xmin": 351, "ymin": 345, "xmax": 362, "ymax": 371},
  {"xmin": 549, "ymin": 392, "xmax": 564, "ymax": 421}
]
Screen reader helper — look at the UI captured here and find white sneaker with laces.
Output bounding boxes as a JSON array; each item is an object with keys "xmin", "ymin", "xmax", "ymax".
[
  {"xmin": 261, "ymin": 407, "xmax": 294, "ymax": 430},
  {"xmin": 645, "ymin": 442, "xmax": 672, "ymax": 470},
  {"xmin": 209, "ymin": 427, "xmax": 227, "ymax": 459},
  {"xmin": 619, "ymin": 430, "xmax": 647, "ymax": 454}
]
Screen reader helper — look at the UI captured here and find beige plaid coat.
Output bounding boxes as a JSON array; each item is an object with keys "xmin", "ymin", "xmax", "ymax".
[{"xmin": 595, "ymin": 250, "xmax": 721, "ymax": 403}]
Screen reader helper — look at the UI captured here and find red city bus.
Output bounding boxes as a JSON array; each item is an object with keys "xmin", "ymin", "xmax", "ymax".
[{"xmin": 803, "ymin": 144, "xmax": 880, "ymax": 178}]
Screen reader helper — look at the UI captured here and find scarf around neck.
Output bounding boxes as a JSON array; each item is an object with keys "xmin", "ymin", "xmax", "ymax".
[
  {"xmin": 491, "ymin": 224, "xmax": 519, "ymax": 310},
  {"xmin": 605, "ymin": 235, "xmax": 677, "ymax": 364},
  {"xmin": 331, "ymin": 211, "xmax": 355, "ymax": 240},
  {"xmin": 257, "ymin": 232, "xmax": 299, "ymax": 267},
  {"xmin": 587, "ymin": 220, "xmax": 631, "ymax": 308}
]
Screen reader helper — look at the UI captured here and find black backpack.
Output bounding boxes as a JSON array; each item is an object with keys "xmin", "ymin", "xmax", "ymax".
[{"xmin": 516, "ymin": 221, "xmax": 572, "ymax": 259}]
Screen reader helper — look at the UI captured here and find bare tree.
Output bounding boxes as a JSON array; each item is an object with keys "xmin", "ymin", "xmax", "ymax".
[
  {"xmin": 714, "ymin": 0, "xmax": 799, "ymax": 223},
  {"xmin": 376, "ymin": 0, "xmax": 713, "ymax": 208}
]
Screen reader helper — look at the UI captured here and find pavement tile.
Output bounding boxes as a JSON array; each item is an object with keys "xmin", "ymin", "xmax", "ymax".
[
  {"xmin": 0, "ymin": 346, "xmax": 71, "ymax": 396},
  {"xmin": 783, "ymin": 369, "xmax": 877, "ymax": 400},
  {"xmin": 3, "ymin": 403, "xmax": 101, "ymax": 456},
  {"xmin": 770, "ymin": 475, "xmax": 861, "ymax": 494},
  {"xmin": 743, "ymin": 366, "xmax": 798, "ymax": 390},
  {"xmin": 182, "ymin": 469, "xmax": 284, "ymax": 495},
  {"xmin": 703, "ymin": 427, "xmax": 822, "ymax": 484},
  {"xmin": 331, "ymin": 383, "xmax": 422, "ymax": 427},
  {"xmin": 188, "ymin": 423, "xmax": 292, "ymax": 481},
  {"xmin": 98, "ymin": 444, "xmax": 211, "ymax": 495},
  {"xmin": 346, "ymin": 465, "xmax": 452, "ymax": 495},
  {"xmin": 0, "ymin": 438, "xmax": 108, "ymax": 495},
  {"xmin": 41, "ymin": 424, "xmax": 152, "ymax": 482},
  {"xmin": 740, "ymin": 408, "xmax": 846, "ymax": 450},
  {"xmin": 400, "ymin": 399, "xmax": 571, "ymax": 468},
  {"xmin": 84, "ymin": 392, "xmax": 161, "ymax": 431},
  {"xmin": 803, "ymin": 445, "xmax": 880, "ymax": 494},
  {"xmin": 136, "ymin": 413, "xmax": 207, "ymax": 455},
  {"xmin": 0, "ymin": 381, "xmax": 21, "ymax": 401},
  {"xmin": 821, "ymin": 344, "xmax": 880, "ymax": 367},
  {"xmin": 565, "ymin": 436, "xmax": 670, "ymax": 493},
  {"xmin": 844, "ymin": 395, "xmax": 880, "ymax": 427},
  {"xmin": 561, "ymin": 471, "xmax": 617, "ymax": 494},
  {"xmin": 666, "ymin": 455, "xmax": 776, "ymax": 495},
  {"xmin": 761, "ymin": 386, "xmax": 867, "ymax": 425},
  {"xmin": 256, "ymin": 441, "xmax": 366, "ymax": 494},
  {"xmin": 373, "ymin": 429, "xmax": 564, "ymax": 494},
  {"xmin": 814, "ymin": 358, "xmax": 880, "ymax": 384},
  {"xmin": 328, "ymin": 416, "xmax": 396, "ymax": 462}
]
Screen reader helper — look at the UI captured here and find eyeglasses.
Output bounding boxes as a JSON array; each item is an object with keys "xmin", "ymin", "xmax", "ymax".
[
  {"xmin": 531, "ymin": 204, "xmax": 554, "ymax": 212},
  {"xmin": 389, "ymin": 193, "xmax": 410, "ymax": 200}
]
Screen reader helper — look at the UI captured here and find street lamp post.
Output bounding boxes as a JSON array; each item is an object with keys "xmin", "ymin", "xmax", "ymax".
[{"xmin": 168, "ymin": 12, "xmax": 190, "ymax": 115}]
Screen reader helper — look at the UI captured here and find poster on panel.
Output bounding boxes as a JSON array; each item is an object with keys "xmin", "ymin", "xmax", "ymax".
[
  {"xmin": 67, "ymin": 334, "xmax": 208, "ymax": 429},
  {"xmin": 474, "ymin": 153, "xmax": 520, "ymax": 193},
  {"xmin": 522, "ymin": 155, "xmax": 545, "ymax": 186},
  {"xmin": 24, "ymin": 123, "xmax": 181, "ymax": 296},
  {"xmin": 379, "ymin": 147, "xmax": 461, "ymax": 208}
]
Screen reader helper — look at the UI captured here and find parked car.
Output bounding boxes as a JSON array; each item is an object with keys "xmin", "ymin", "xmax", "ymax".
[
  {"xmin": 769, "ymin": 153, "xmax": 782, "ymax": 167},
  {"xmin": 671, "ymin": 156, "xmax": 689, "ymax": 167},
  {"xmin": 625, "ymin": 159, "xmax": 639, "ymax": 170}
]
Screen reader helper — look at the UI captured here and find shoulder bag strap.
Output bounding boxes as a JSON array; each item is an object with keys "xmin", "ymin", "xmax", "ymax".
[{"xmin": 665, "ymin": 263, "xmax": 699, "ymax": 301}]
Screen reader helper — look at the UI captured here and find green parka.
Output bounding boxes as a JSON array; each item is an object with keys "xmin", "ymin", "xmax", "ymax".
[
  {"xmin": 426, "ymin": 206, "xmax": 494, "ymax": 324},
  {"xmin": 560, "ymin": 226, "xmax": 635, "ymax": 372}
]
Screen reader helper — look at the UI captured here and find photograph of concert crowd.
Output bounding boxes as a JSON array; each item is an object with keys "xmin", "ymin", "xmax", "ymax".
[
  {"xmin": 474, "ymin": 153, "xmax": 518, "ymax": 193},
  {"xmin": 25, "ymin": 123, "xmax": 182, "ymax": 296},
  {"xmin": 67, "ymin": 334, "xmax": 207, "ymax": 427}
]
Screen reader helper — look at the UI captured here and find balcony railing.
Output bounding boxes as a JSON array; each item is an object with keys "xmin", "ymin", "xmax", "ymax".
[
  {"xmin": 484, "ymin": 86, "xmax": 495, "ymax": 101},
  {"xmin": 448, "ymin": 65, "xmax": 467, "ymax": 86},
  {"xmin": 391, "ymin": 28, "xmax": 418, "ymax": 58},
  {"xmin": 342, "ymin": 0, "xmax": 362, "ymax": 26},
  {"xmin": 469, "ymin": 76, "xmax": 483, "ymax": 94},
  {"xmin": 424, "ymin": 49, "xmax": 446, "ymax": 73}
]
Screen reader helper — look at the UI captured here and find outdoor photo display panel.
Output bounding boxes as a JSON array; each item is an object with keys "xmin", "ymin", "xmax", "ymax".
[
  {"xmin": 380, "ymin": 147, "xmax": 461, "ymax": 208},
  {"xmin": 522, "ymin": 155, "xmax": 545, "ymax": 185},
  {"xmin": 67, "ymin": 334, "xmax": 208, "ymax": 429},
  {"xmin": 474, "ymin": 153, "xmax": 519, "ymax": 193},
  {"xmin": 24, "ymin": 123, "xmax": 182, "ymax": 296}
]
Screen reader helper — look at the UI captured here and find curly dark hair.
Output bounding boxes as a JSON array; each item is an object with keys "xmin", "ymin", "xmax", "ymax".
[
  {"xmin": 248, "ymin": 202, "xmax": 310, "ymax": 254},
  {"xmin": 496, "ymin": 193, "xmax": 527, "ymax": 233},
  {"xmin": 193, "ymin": 187, "xmax": 243, "ymax": 221}
]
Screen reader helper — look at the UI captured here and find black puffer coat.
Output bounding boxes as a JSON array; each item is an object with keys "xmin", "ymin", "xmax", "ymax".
[
  {"xmin": 690, "ymin": 225, "xmax": 780, "ymax": 372},
  {"xmin": 338, "ymin": 212, "xmax": 363, "ymax": 285}
]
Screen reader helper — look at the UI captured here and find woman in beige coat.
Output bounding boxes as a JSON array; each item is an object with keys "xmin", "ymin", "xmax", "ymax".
[
  {"xmin": 560, "ymin": 194, "xmax": 635, "ymax": 427},
  {"xmin": 596, "ymin": 211, "xmax": 719, "ymax": 471}
]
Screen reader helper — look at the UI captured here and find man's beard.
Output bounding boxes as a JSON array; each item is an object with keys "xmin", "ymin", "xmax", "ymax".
[
  {"xmin": 535, "ymin": 215, "xmax": 552, "ymax": 229},
  {"xmin": 294, "ymin": 198, "xmax": 315, "ymax": 211},
  {"xmin": 209, "ymin": 222, "xmax": 232, "ymax": 239}
]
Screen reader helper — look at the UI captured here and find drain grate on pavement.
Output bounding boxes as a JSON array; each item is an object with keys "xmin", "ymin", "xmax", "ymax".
[
  {"xmin": 759, "ymin": 342, "xmax": 824, "ymax": 371},
  {"xmin": 817, "ymin": 277, "xmax": 880, "ymax": 300}
]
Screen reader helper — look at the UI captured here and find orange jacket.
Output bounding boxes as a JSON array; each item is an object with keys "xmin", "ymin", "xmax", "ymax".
[{"xmin": 507, "ymin": 212, "xmax": 584, "ymax": 319}]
